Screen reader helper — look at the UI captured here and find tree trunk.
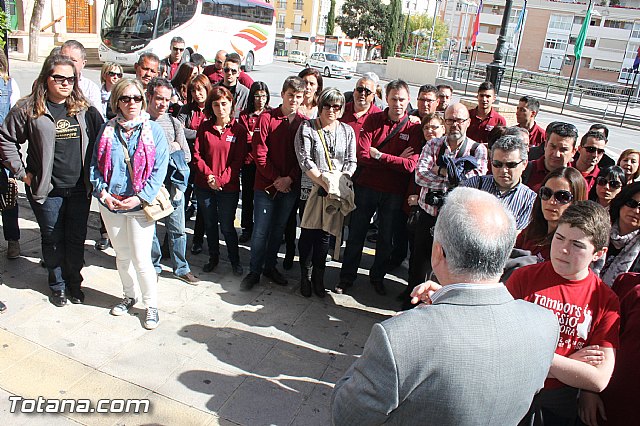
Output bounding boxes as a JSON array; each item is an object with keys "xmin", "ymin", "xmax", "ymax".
[{"xmin": 28, "ymin": 0, "xmax": 46, "ymax": 62}]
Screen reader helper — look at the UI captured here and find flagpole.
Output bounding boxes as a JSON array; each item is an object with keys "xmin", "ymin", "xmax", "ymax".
[
  {"xmin": 464, "ymin": 45, "xmax": 475, "ymax": 95},
  {"xmin": 567, "ymin": 0, "xmax": 593, "ymax": 105},
  {"xmin": 621, "ymin": 71, "xmax": 638, "ymax": 127},
  {"xmin": 561, "ymin": 60, "xmax": 577, "ymax": 114},
  {"xmin": 506, "ymin": 3, "xmax": 526, "ymax": 104}
]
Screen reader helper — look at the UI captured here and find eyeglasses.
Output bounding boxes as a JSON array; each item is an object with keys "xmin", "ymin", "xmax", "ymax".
[
  {"xmin": 444, "ymin": 117, "xmax": 469, "ymax": 125},
  {"xmin": 172, "ymin": 47, "xmax": 185, "ymax": 52},
  {"xmin": 423, "ymin": 125, "xmax": 443, "ymax": 131},
  {"xmin": 583, "ymin": 146, "xmax": 606, "ymax": 155},
  {"xmin": 50, "ymin": 74, "xmax": 76, "ymax": 85},
  {"xmin": 624, "ymin": 199, "xmax": 640, "ymax": 209},
  {"xmin": 418, "ymin": 98, "xmax": 438, "ymax": 104},
  {"xmin": 355, "ymin": 86, "xmax": 373, "ymax": 96},
  {"xmin": 492, "ymin": 159, "xmax": 524, "ymax": 169},
  {"xmin": 596, "ymin": 177, "xmax": 622, "ymax": 189},
  {"xmin": 118, "ymin": 95, "xmax": 144, "ymax": 104},
  {"xmin": 107, "ymin": 71, "xmax": 123, "ymax": 78},
  {"xmin": 539, "ymin": 186, "xmax": 573, "ymax": 205},
  {"xmin": 223, "ymin": 67, "xmax": 239, "ymax": 74},
  {"xmin": 322, "ymin": 104, "xmax": 342, "ymax": 111}
]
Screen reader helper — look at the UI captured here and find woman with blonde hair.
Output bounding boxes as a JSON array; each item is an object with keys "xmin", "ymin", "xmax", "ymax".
[
  {"xmin": 99, "ymin": 61, "xmax": 123, "ymax": 119},
  {"xmin": 618, "ymin": 149, "xmax": 640, "ymax": 185},
  {"xmin": 90, "ymin": 78, "xmax": 168, "ymax": 329}
]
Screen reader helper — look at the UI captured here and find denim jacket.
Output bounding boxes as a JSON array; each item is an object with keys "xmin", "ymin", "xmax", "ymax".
[
  {"xmin": 166, "ymin": 149, "xmax": 190, "ymax": 193},
  {"xmin": 89, "ymin": 120, "xmax": 169, "ymax": 210}
]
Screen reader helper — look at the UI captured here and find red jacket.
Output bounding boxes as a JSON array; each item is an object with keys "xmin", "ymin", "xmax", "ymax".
[{"xmin": 203, "ymin": 65, "xmax": 254, "ymax": 88}]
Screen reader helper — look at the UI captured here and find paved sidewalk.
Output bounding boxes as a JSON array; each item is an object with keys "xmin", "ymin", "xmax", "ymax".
[{"xmin": 0, "ymin": 193, "xmax": 402, "ymax": 425}]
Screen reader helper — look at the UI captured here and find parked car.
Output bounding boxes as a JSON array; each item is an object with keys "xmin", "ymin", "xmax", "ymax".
[
  {"xmin": 306, "ymin": 52, "xmax": 355, "ymax": 79},
  {"xmin": 288, "ymin": 50, "xmax": 307, "ymax": 64}
]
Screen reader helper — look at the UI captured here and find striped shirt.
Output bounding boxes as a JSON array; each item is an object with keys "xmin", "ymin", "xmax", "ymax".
[
  {"xmin": 462, "ymin": 175, "xmax": 537, "ymax": 230},
  {"xmin": 154, "ymin": 113, "xmax": 191, "ymax": 162}
]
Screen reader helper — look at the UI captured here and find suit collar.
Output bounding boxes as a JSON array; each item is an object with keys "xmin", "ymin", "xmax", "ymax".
[{"xmin": 431, "ymin": 284, "xmax": 514, "ymax": 306}]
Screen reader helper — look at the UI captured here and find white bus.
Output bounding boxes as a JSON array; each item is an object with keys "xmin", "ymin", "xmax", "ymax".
[{"xmin": 98, "ymin": 0, "xmax": 275, "ymax": 71}]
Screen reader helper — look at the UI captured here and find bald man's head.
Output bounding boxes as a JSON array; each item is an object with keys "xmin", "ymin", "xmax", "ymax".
[
  {"xmin": 214, "ymin": 50, "xmax": 227, "ymax": 70},
  {"xmin": 444, "ymin": 103, "xmax": 471, "ymax": 144}
]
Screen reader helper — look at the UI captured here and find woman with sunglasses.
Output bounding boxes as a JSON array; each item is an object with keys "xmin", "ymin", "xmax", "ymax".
[
  {"xmin": 99, "ymin": 62, "xmax": 123, "ymax": 119},
  {"xmin": 294, "ymin": 88, "xmax": 356, "ymax": 297},
  {"xmin": 0, "ymin": 54, "xmax": 104, "ymax": 307},
  {"xmin": 617, "ymin": 149, "xmax": 640, "ymax": 185},
  {"xmin": 192, "ymin": 86, "xmax": 246, "ymax": 276},
  {"xmin": 238, "ymin": 81, "xmax": 271, "ymax": 244},
  {"xmin": 589, "ymin": 166, "xmax": 626, "ymax": 210},
  {"xmin": 516, "ymin": 167, "xmax": 587, "ymax": 261},
  {"xmin": 90, "ymin": 78, "xmax": 168, "ymax": 329},
  {"xmin": 600, "ymin": 182, "xmax": 640, "ymax": 285}
]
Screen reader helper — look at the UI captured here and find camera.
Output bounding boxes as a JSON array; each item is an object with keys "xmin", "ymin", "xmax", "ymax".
[{"xmin": 424, "ymin": 191, "xmax": 446, "ymax": 208}]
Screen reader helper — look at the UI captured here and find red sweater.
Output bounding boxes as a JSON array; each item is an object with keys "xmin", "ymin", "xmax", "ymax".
[
  {"xmin": 203, "ymin": 65, "xmax": 254, "ymax": 88},
  {"xmin": 192, "ymin": 119, "xmax": 246, "ymax": 192},
  {"xmin": 239, "ymin": 107, "xmax": 271, "ymax": 165},
  {"xmin": 355, "ymin": 110, "xmax": 422, "ymax": 195},
  {"xmin": 252, "ymin": 107, "xmax": 304, "ymax": 191},
  {"xmin": 340, "ymin": 102, "xmax": 382, "ymax": 144}
]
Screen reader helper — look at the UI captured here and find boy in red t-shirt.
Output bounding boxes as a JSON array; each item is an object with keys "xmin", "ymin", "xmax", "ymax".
[{"xmin": 506, "ymin": 200, "xmax": 620, "ymax": 425}]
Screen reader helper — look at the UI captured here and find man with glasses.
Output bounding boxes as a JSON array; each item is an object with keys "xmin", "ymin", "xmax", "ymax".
[
  {"xmin": 159, "ymin": 36, "xmax": 188, "ymax": 80},
  {"xmin": 61, "ymin": 40, "xmax": 102, "ymax": 115},
  {"xmin": 524, "ymin": 122, "xmax": 579, "ymax": 193},
  {"xmin": 204, "ymin": 50, "xmax": 255, "ymax": 88},
  {"xmin": 216, "ymin": 53, "xmax": 249, "ymax": 117},
  {"xmin": 462, "ymin": 135, "xmax": 536, "ymax": 230},
  {"xmin": 467, "ymin": 81, "xmax": 506, "ymax": 145},
  {"xmin": 134, "ymin": 52, "xmax": 160, "ymax": 90},
  {"xmin": 516, "ymin": 96, "xmax": 545, "ymax": 147},
  {"xmin": 574, "ymin": 131, "xmax": 607, "ymax": 192},
  {"xmin": 411, "ymin": 84, "xmax": 439, "ymax": 120},
  {"xmin": 340, "ymin": 76, "xmax": 381, "ymax": 140},
  {"xmin": 436, "ymin": 84, "xmax": 453, "ymax": 113}
]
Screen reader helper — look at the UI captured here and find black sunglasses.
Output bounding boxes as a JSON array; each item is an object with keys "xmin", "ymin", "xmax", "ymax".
[
  {"xmin": 355, "ymin": 86, "xmax": 373, "ymax": 96},
  {"xmin": 583, "ymin": 146, "xmax": 606, "ymax": 155},
  {"xmin": 596, "ymin": 177, "xmax": 622, "ymax": 189},
  {"xmin": 624, "ymin": 199, "xmax": 640, "ymax": 209},
  {"xmin": 539, "ymin": 186, "xmax": 573, "ymax": 205},
  {"xmin": 172, "ymin": 47, "xmax": 185, "ymax": 52},
  {"xmin": 223, "ymin": 67, "xmax": 239, "ymax": 74},
  {"xmin": 107, "ymin": 71, "xmax": 123, "ymax": 78},
  {"xmin": 322, "ymin": 104, "xmax": 342, "ymax": 111},
  {"xmin": 50, "ymin": 74, "xmax": 76, "ymax": 85},
  {"xmin": 492, "ymin": 159, "xmax": 524, "ymax": 169},
  {"xmin": 118, "ymin": 95, "xmax": 144, "ymax": 104}
]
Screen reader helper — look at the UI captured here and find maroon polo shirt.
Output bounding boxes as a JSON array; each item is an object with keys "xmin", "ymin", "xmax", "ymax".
[
  {"xmin": 356, "ymin": 109, "xmax": 423, "ymax": 195},
  {"xmin": 525, "ymin": 158, "xmax": 550, "ymax": 194},
  {"xmin": 252, "ymin": 107, "xmax": 304, "ymax": 191},
  {"xmin": 340, "ymin": 102, "xmax": 382, "ymax": 143},
  {"xmin": 192, "ymin": 119, "xmax": 247, "ymax": 192},
  {"xmin": 528, "ymin": 122, "xmax": 546, "ymax": 147},
  {"xmin": 203, "ymin": 65, "xmax": 254, "ymax": 88},
  {"xmin": 581, "ymin": 164, "xmax": 600, "ymax": 193},
  {"xmin": 467, "ymin": 107, "xmax": 507, "ymax": 145}
]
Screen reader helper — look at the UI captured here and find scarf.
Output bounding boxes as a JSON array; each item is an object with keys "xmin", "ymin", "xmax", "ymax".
[
  {"xmin": 96, "ymin": 111, "xmax": 156, "ymax": 193},
  {"xmin": 601, "ymin": 222, "xmax": 640, "ymax": 286}
]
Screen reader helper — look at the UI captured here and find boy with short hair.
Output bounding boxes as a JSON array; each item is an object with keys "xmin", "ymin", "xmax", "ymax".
[{"xmin": 506, "ymin": 200, "xmax": 620, "ymax": 425}]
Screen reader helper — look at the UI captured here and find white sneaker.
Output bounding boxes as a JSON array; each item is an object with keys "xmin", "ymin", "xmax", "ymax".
[
  {"xmin": 144, "ymin": 307, "xmax": 159, "ymax": 330},
  {"xmin": 110, "ymin": 297, "xmax": 136, "ymax": 316}
]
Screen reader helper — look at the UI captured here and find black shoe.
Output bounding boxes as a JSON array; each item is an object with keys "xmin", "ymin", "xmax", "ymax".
[
  {"xmin": 68, "ymin": 288, "xmax": 85, "ymax": 304},
  {"xmin": 371, "ymin": 280, "xmax": 387, "ymax": 296},
  {"xmin": 240, "ymin": 272, "xmax": 260, "ymax": 291},
  {"xmin": 283, "ymin": 254, "xmax": 294, "ymax": 270},
  {"xmin": 50, "ymin": 290, "xmax": 67, "ymax": 307},
  {"xmin": 191, "ymin": 242, "xmax": 203, "ymax": 255},
  {"xmin": 203, "ymin": 256, "xmax": 219, "ymax": 273},
  {"xmin": 239, "ymin": 231, "xmax": 252, "ymax": 244},
  {"xmin": 334, "ymin": 280, "xmax": 353, "ymax": 294},
  {"xmin": 0, "ymin": 301, "xmax": 6, "ymax": 313},
  {"xmin": 263, "ymin": 267, "xmax": 288, "ymax": 286},
  {"xmin": 311, "ymin": 266, "xmax": 326, "ymax": 298},
  {"xmin": 300, "ymin": 265, "xmax": 312, "ymax": 297},
  {"xmin": 95, "ymin": 237, "xmax": 110, "ymax": 251},
  {"xmin": 232, "ymin": 263, "xmax": 244, "ymax": 276}
]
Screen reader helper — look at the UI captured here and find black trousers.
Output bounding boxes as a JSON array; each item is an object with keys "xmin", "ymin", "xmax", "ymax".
[
  {"xmin": 407, "ymin": 209, "xmax": 437, "ymax": 290},
  {"xmin": 298, "ymin": 228, "xmax": 330, "ymax": 268},
  {"xmin": 240, "ymin": 163, "xmax": 256, "ymax": 232}
]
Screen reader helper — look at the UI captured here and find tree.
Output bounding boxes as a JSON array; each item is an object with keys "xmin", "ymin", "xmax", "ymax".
[
  {"xmin": 326, "ymin": 0, "xmax": 336, "ymax": 36},
  {"xmin": 401, "ymin": 13, "xmax": 449, "ymax": 58},
  {"xmin": 28, "ymin": 0, "xmax": 46, "ymax": 62},
  {"xmin": 382, "ymin": 0, "xmax": 402, "ymax": 58},
  {"xmin": 336, "ymin": 0, "xmax": 387, "ymax": 60}
]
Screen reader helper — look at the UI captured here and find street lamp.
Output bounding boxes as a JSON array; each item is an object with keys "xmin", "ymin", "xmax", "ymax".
[
  {"xmin": 427, "ymin": 0, "xmax": 442, "ymax": 60},
  {"xmin": 486, "ymin": 1, "xmax": 514, "ymax": 97}
]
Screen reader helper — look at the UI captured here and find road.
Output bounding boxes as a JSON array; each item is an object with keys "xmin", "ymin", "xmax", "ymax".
[{"xmin": 8, "ymin": 56, "xmax": 639, "ymax": 160}]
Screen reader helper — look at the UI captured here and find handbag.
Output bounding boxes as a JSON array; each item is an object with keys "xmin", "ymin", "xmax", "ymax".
[
  {"xmin": 118, "ymin": 134, "xmax": 174, "ymax": 221},
  {"xmin": 0, "ymin": 166, "xmax": 18, "ymax": 211}
]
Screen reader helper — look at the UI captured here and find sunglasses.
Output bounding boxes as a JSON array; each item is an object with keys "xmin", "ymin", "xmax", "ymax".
[
  {"xmin": 223, "ymin": 67, "xmax": 239, "ymax": 74},
  {"xmin": 118, "ymin": 95, "xmax": 144, "ymax": 104},
  {"xmin": 355, "ymin": 86, "xmax": 373, "ymax": 96},
  {"xmin": 492, "ymin": 159, "xmax": 524, "ymax": 169},
  {"xmin": 322, "ymin": 104, "xmax": 342, "ymax": 111},
  {"xmin": 583, "ymin": 146, "xmax": 606, "ymax": 155},
  {"xmin": 107, "ymin": 71, "xmax": 123, "ymax": 78},
  {"xmin": 172, "ymin": 47, "xmax": 185, "ymax": 52},
  {"xmin": 596, "ymin": 177, "xmax": 622, "ymax": 189},
  {"xmin": 50, "ymin": 74, "xmax": 76, "ymax": 85},
  {"xmin": 539, "ymin": 186, "xmax": 573, "ymax": 205},
  {"xmin": 624, "ymin": 199, "xmax": 640, "ymax": 209}
]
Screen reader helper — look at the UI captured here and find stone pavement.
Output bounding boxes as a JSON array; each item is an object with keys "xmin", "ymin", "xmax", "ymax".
[{"xmin": 0, "ymin": 192, "xmax": 404, "ymax": 425}]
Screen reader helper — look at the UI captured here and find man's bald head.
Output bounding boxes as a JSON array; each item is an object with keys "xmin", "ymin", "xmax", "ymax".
[
  {"xmin": 444, "ymin": 103, "xmax": 471, "ymax": 144},
  {"xmin": 214, "ymin": 50, "xmax": 227, "ymax": 70}
]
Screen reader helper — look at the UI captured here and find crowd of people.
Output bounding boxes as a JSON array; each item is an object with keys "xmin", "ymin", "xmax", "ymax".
[{"xmin": 0, "ymin": 37, "xmax": 639, "ymax": 425}]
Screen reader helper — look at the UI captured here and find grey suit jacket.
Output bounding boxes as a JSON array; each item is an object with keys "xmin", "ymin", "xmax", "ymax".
[{"xmin": 331, "ymin": 285, "xmax": 559, "ymax": 426}]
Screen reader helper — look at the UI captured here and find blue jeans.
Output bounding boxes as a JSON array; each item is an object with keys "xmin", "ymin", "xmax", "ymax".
[
  {"xmin": 340, "ymin": 184, "xmax": 403, "ymax": 283},
  {"xmin": 195, "ymin": 187, "xmax": 240, "ymax": 265},
  {"xmin": 152, "ymin": 183, "xmax": 190, "ymax": 276},
  {"xmin": 27, "ymin": 186, "xmax": 91, "ymax": 292},
  {"xmin": 250, "ymin": 189, "xmax": 298, "ymax": 274}
]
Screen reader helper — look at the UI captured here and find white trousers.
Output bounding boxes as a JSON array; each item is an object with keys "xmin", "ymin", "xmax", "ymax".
[{"xmin": 100, "ymin": 205, "xmax": 157, "ymax": 308}]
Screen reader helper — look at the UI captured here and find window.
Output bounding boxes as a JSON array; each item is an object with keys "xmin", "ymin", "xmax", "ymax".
[
  {"xmin": 295, "ymin": 0, "xmax": 303, "ymax": 10},
  {"xmin": 293, "ymin": 13, "xmax": 302, "ymax": 31},
  {"xmin": 278, "ymin": 0, "xmax": 286, "ymax": 8},
  {"xmin": 569, "ymin": 37, "xmax": 596, "ymax": 47},
  {"xmin": 604, "ymin": 19, "xmax": 632, "ymax": 29},
  {"xmin": 632, "ymin": 22, "xmax": 640, "ymax": 39},
  {"xmin": 545, "ymin": 37, "xmax": 568, "ymax": 51},
  {"xmin": 549, "ymin": 14, "xmax": 572, "ymax": 31},
  {"xmin": 156, "ymin": 0, "xmax": 198, "ymax": 37},
  {"xmin": 201, "ymin": 0, "xmax": 273, "ymax": 25},
  {"xmin": 277, "ymin": 13, "xmax": 285, "ymax": 29}
]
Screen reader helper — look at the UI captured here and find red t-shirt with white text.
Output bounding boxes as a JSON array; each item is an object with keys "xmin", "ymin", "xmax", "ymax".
[{"xmin": 506, "ymin": 261, "xmax": 620, "ymax": 389}]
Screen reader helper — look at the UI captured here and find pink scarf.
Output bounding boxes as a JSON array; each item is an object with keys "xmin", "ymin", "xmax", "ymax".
[{"xmin": 96, "ymin": 111, "xmax": 156, "ymax": 193}]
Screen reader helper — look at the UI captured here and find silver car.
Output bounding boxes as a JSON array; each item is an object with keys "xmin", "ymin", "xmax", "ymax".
[{"xmin": 306, "ymin": 52, "xmax": 355, "ymax": 79}]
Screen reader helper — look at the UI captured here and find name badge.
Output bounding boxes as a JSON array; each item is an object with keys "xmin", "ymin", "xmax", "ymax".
[
  {"xmin": 399, "ymin": 133, "xmax": 409, "ymax": 141},
  {"xmin": 226, "ymin": 135, "xmax": 237, "ymax": 143},
  {"xmin": 485, "ymin": 125, "xmax": 495, "ymax": 132}
]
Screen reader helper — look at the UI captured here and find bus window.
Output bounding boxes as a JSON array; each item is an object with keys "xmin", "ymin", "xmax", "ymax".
[{"xmin": 156, "ymin": 0, "xmax": 197, "ymax": 37}]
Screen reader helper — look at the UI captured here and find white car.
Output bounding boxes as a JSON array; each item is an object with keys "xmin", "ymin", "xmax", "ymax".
[
  {"xmin": 306, "ymin": 52, "xmax": 355, "ymax": 79},
  {"xmin": 288, "ymin": 50, "xmax": 306, "ymax": 64}
]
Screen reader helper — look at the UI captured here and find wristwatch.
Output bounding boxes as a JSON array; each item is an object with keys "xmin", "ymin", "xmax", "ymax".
[{"xmin": 373, "ymin": 150, "xmax": 383, "ymax": 160}]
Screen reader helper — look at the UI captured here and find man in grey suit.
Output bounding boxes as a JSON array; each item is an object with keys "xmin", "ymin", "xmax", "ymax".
[{"xmin": 331, "ymin": 187, "xmax": 559, "ymax": 425}]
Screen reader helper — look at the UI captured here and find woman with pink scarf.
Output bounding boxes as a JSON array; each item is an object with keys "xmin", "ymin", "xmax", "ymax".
[{"xmin": 90, "ymin": 78, "xmax": 168, "ymax": 330}]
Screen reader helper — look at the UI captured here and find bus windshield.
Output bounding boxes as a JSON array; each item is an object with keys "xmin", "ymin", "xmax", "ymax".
[{"xmin": 101, "ymin": 0, "xmax": 160, "ymax": 41}]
